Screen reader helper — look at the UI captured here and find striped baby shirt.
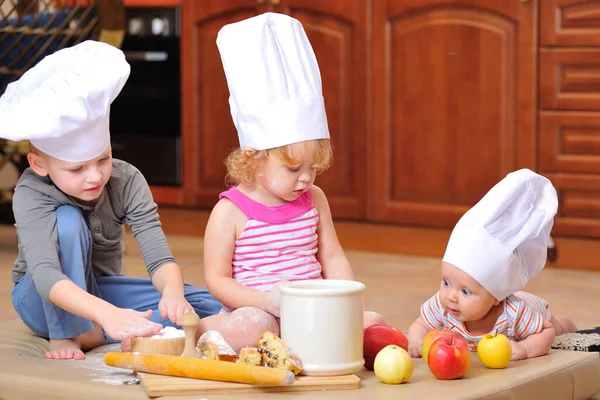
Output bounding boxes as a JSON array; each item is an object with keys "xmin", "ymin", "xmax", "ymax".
[
  {"xmin": 219, "ymin": 187, "xmax": 323, "ymax": 292},
  {"xmin": 420, "ymin": 291, "xmax": 550, "ymax": 351}
]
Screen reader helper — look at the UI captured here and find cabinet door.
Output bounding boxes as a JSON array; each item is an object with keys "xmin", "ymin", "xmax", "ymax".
[
  {"xmin": 272, "ymin": 0, "xmax": 369, "ymax": 219},
  {"xmin": 371, "ymin": 0, "xmax": 537, "ymax": 228},
  {"xmin": 181, "ymin": 0, "xmax": 269, "ymax": 207}
]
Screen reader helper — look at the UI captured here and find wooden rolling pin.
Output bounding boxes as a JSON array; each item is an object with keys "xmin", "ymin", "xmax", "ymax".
[{"xmin": 105, "ymin": 352, "xmax": 295, "ymax": 386}]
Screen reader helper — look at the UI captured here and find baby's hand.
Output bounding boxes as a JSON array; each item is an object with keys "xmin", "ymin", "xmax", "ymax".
[
  {"xmin": 101, "ymin": 308, "xmax": 163, "ymax": 341},
  {"xmin": 408, "ymin": 342, "xmax": 423, "ymax": 358},
  {"xmin": 510, "ymin": 340, "xmax": 528, "ymax": 361}
]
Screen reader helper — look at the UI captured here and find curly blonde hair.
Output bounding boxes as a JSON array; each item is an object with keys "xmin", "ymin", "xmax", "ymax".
[{"xmin": 225, "ymin": 139, "xmax": 332, "ymax": 187}]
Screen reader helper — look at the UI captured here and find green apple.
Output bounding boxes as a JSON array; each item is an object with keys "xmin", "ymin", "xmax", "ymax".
[{"xmin": 374, "ymin": 344, "xmax": 413, "ymax": 384}]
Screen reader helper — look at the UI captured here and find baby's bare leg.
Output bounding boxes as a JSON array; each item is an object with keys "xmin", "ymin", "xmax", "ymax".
[
  {"xmin": 364, "ymin": 311, "xmax": 385, "ymax": 328},
  {"xmin": 197, "ymin": 307, "xmax": 279, "ymax": 353},
  {"xmin": 550, "ymin": 314, "xmax": 578, "ymax": 336}
]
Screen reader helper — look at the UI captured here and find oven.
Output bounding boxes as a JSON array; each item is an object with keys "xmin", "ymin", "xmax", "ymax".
[{"xmin": 109, "ymin": 6, "xmax": 181, "ymax": 187}]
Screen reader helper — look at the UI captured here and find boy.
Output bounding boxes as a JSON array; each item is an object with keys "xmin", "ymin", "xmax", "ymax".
[{"xmin": 0, "ymin": 41, "xmax": 221, "ymax": 360}]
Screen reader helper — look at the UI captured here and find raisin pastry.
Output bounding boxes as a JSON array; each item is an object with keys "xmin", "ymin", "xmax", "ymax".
[
  {"xmin": 237, "ymin": 347, "xmax": 262, "ymax": 366},
  {"xmin": 196, "ymin": 330, "xmax": 238, "ymax": 362},
  {"xmin": 257, "ymin": 331, "xmax": 303, "ymax": 375}
]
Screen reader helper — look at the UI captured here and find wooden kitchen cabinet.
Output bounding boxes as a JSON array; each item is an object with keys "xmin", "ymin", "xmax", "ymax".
[
  {"xmin": 169, "ymin": 0, "xmax": 600, "ymax": 240},
  {"xmin": 371, "ymin": 0, "xmax": 538, "ymax": 227},
  {"xmin": 538, "ymin": 0, "xmax": 600, "ymax": 238},
  {"xmin": 179, "ymin": 0, "xmax": 539, "ymax": 224}
]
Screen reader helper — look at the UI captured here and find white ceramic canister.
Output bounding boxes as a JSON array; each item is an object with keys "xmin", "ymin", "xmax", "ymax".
[{"xmin": 279, "ymin": 279, "xmax": 365, "ymax": 376}]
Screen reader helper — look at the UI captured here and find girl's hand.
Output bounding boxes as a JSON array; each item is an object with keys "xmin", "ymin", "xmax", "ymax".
[
  {"xmin": 265, "ymin": 281, "xmax": 286, "ymax": 317},
  {"xmin": 100, "ymin": 308, "xmax": 163, "ymax": 341}
]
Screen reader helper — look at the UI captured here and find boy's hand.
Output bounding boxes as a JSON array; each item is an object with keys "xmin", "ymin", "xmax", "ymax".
[
  {"xmin": 159, "ymin": 288, "xmax": 194, "ymax": 326},
  {"xmin": 101, "ymin": 309, "xmax": 163, "ymax": 340}
]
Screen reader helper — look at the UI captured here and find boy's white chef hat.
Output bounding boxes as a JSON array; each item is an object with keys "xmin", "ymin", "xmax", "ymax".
[
  {"xmin": 0, "ymin": 40, "xmax": 130, "ymax": 162},
  {"xmin": 216, "ymin": 12, "xmax": 330, "ymax": 150},
  {"xmin": 442, "ymin": 169, "xmax": 558, "ymax": 301}
]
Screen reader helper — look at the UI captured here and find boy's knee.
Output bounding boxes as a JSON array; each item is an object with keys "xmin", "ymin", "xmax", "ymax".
[{"xmin": 56, "ymin": 205, "xmax": 88, "ymax": 243}]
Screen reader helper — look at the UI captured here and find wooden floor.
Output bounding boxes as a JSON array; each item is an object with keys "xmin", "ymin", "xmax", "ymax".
[{"xmin": 1, "ymin": 207, "xmax": 600, "ymax": 332}]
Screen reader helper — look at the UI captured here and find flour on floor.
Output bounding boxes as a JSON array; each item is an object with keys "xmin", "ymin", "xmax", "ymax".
[{"xmin": 65, "ymin": 343, "xmax": 135, "ymax": 385}]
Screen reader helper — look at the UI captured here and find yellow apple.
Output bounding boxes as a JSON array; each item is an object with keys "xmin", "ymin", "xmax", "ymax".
[
  {"xmin": 374, "ymin": 344, "xmax": 413, "ymax": 384},
  {"xmin": 477, "ymin": 333, "xmax": 511, "ymax": 369}
]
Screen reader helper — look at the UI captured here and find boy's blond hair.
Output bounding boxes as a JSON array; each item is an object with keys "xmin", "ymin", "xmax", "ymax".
[{"xmin": 225, "ymin": 139, "xmax": 332, "ymax": 187}]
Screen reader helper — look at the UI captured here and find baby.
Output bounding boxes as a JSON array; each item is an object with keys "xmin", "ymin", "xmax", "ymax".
[{"xmin": 406, "ymin": 169, "xmax": 577, "ymax": 361}]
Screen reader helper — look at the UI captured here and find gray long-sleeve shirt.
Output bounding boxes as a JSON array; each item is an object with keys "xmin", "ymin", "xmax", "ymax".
[{"xmin": 12, "ymin": 158, "xmax": 175, "ymax": 301}]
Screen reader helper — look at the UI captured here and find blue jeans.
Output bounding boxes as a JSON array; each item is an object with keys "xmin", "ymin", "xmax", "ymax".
[{"xmin": 12, "ymin": 205, "xmax": 221, "ymax": 343}]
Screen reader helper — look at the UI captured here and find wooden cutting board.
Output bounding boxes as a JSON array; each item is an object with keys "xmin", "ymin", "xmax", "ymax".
[{"xmin": 137, "ymin": 372, "xmax": 361, "ymax": 397}]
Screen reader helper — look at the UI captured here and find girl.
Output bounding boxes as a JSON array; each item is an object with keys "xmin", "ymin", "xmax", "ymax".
[
  {"xmin": 195, "ymin": 13, "xmax": 384, "ymax": 352},
  {"xmin": 406, "ymin": 169, "xmax": 577, "ymax": 361}
]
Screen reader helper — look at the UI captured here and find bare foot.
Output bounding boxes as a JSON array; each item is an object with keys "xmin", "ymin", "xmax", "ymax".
[
  {"xmin": 45, "ymin": 338, "xmax": 85, "ymax": 360},
  {"xmin": 551, "ymin": 315, "xmax": 578, "ymax": 336},
  {"xmin": 364, "ymin": 311, "xmax": 385, "ymax": 328},
  {"xmin": 121, "ymin": 338, "xmax": 132, "ymax": 353}
]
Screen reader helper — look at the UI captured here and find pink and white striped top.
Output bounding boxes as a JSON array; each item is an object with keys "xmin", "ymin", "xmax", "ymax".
[{"xmin": 219, "ymin": 187, "xmax": 323, "ymax": 292}]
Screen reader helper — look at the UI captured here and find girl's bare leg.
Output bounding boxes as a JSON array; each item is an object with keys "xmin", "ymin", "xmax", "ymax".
[{"xmin": 197, "ymin": 307, "xmax": 279, "ymax": 353}]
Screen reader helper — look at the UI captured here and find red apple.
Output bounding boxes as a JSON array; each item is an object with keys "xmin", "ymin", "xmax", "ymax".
[
  {"xmin": 421, "ymin": 329, "xmax": 463, "ymax": 365},
  {"xmin": 427, "ymin": 335, "xmax": 472, "ymax": 380},
  {"xmin": 363, "ymin": 324, "xmax": 409, "ymax": 370}
]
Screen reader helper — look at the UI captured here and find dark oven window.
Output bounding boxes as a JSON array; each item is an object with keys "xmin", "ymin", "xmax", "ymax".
[{"xmin": 109, "ymin": 7, "xmax": 181, "ymax": 187}]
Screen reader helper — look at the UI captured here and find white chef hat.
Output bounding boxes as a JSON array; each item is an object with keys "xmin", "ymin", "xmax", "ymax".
[
  {"xmin": 0, "ymin": 40, "xmax": 130, "ymax": 162},
  {"xmin": 442, "ymin": 169, "xmax": 558, "ymax": 301},
  {"xmin": 216, "ymin": 12, "xmax": 330, "ymax": 151}
]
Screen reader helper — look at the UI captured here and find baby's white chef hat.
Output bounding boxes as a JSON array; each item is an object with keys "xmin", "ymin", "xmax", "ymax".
[
  {"xmin": 442, "ymin": 169, "xmax": 558, "ymax": 301},
  {"xmin": 0, "ymin": 40, "xmax": 130, "ymax": 162},
  {"xmin": 216, "ymin": 12, "xmax": 330, "ymax": 150}
]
